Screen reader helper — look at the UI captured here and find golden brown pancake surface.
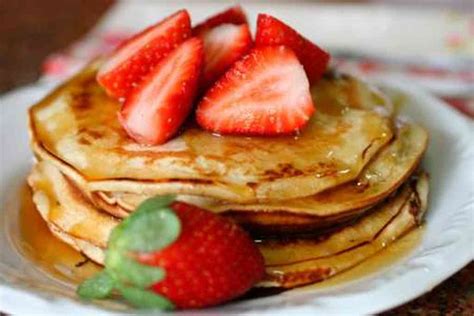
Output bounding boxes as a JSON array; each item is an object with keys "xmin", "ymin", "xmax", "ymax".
[{"xmin": 29, "ymin": 63, "xmax": 393, "ymax": 202}]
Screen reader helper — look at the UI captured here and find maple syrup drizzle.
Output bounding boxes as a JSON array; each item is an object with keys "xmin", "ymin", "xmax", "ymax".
[{"xmin": 17, "ymin": 184, "xmax": 101, "ymax": 284}]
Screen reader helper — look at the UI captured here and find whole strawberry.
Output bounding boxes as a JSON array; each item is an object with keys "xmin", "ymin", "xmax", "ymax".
[
  {"xmin": 139, "ymin": 202, "xmax": 264, "ymax": 308},
  {"xmin": 77, "ymin": 196, "xmax": 264, "ymax": 310}
]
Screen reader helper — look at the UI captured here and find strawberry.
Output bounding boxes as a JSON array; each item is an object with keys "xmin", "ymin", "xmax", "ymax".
[
  {"xmin": 255, "ymin": 14, "xmax": 330, "ymax": 84},
  {"xmin": 196, "ymin": 46, "xmax": 315, "ymax": 135},
  {"xmin": 199, "ymin": 23, "xmax": 252, "ymax": 89},
  {"xmin": 138, "ymin": 202, "xmax": 265, "ymax": 309},
  {"xmin": 119, "ymin": 37, "xmax": 204, "ymax": 145},
  {"xmin": 193, "ymin": 5, "xmax": 248, "ymax": 36},
  {"xmin": 78, "ymin": 197, "xmax": 264, "ymax": 310},
  {"xmin": 97, "ymin": 10, "xmax": 192, "ymax": 99}
]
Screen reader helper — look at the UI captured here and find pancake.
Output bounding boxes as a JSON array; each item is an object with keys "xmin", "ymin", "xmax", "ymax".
[
  {"xmin": 87, "ymin": 122, "xmax": 427, "ymax": 234},
  {"xmin": 28, "ymin": 161, "xmax": 118, "ymax": 249},
  {"xmin": 311, "ymin": 71, "xmax": 393, "ymax": 116},
  {"xmin": 27, "ymin": 160, "xmax": 428, "ymax": 288},
  {"xmin": 259, "ymin": 173, "xmax": 429, "ymax": 288},
  {"xmin": 29, "ymin": 63, "xmax": 393, "ymax": 203}
]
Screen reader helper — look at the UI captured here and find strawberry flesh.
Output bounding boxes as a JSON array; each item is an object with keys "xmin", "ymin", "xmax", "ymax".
[
  {"xmin": 196, "ymin": 46, "xmax": 315, "ymax": 135},
  {"xmin": 255, "ymin": 14, "xmax": 330, "ymax": 84},
  {"xmin": 137, "ymin": 202, "xmax": 265, "ymax": 309},
  {"xmin": 193, "ymin": 5, "xmax": 247, "ymax": 36},
  {"xmin": 97, "ymin": 10, "xmax": 192, "ymax": 99},
  {"xmin": 199, "ymin": 23, "xmax": 252, "ymax": 89},
  {"xmin": 119, "ymin": 38, "xmax": 204, "ymax": 145}
]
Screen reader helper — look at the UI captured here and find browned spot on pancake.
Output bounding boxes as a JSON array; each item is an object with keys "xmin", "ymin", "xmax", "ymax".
[
  {"xmin": 72, "ymin": 92, "xmax": 92, "ymax": 111},
  {"xmin": 312, "ymin": 161, "xmax": 339, "ymax": 175},
  {"xmin": 263, "ymin": 163, "xmax": 304, "ymax": 179},
  {"xmin": 77, "ymin": 136, "xmax": 91, "ymax": 145},
  {"xmin": 279, "ymin": 163, "xmax": 304, "ymax": 177},
  {"xmin": 77, "ymin": 127, "xmax": 87, "ymax": 134},
  {"xmin": 262, "ymin": 161, "xmax": 340, "ymax": 181},
  {"xmin": 79, "ymin": 73, "xmax": 98, "ymax": 87},
  {"xmin": 246, "ymin": 182, "xmax": 258, "ymax": 190},
  {"xmin": 355, "ymin": 179, "xmax": 370, "ymax": 193},
  {"xmin": 85, "ymin": 130, "xmax": 103, "ymax": 140},
  {"xmin": 267, "ymin": 267, "xmax": 332, "ymax": 288},
  {"xmin": 314, "ymin": 168, "xmax": 339, "ymax": 178}
]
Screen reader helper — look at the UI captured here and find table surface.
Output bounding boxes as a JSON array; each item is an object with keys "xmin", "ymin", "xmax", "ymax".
[{"xmin": 0, "ymin": 1, "xmax": 472, "ymax": 314}]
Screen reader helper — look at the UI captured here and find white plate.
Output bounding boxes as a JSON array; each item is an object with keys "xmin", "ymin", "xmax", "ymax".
[{"xmin": 0, "ymin": 79, "xmax": 473, "ymax": 315}]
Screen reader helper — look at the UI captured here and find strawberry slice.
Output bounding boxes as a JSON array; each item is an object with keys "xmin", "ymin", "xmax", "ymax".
[
  {"xmin": 196, "ymin": 46, "xmax": 315, "ymax": 136},
  {"xmin": 193, "ymin": 5, "xmax": 247, "ymax": 36},
  {"xmin": 255, "ymin": 14, "xmax": 330, "ymax": 84},
  {"xmin": 199, "ymin": 23, "xmax": 252, "ymax": 89},
  {"xmin": 97, "ymin": 10, "xmax": 192, "ymax": 99},
  {"xmin": 119, "ymin": 38, "xmax": 204, "ymax": 145}
]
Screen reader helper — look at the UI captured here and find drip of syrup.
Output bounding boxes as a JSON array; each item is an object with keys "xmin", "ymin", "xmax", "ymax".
[
  {"xmin": 296, "ymin": 227, "xmax": 423, "ymax": 291},
  {"xmin": 17, "ymin": 184, "xmax": 101, "ymax": 284}
]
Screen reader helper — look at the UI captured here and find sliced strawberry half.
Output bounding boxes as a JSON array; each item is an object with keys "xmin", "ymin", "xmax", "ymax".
[
  {"xmin": 199, "ymin": 23, "xmax": 252, "ymax": 89},
  {"xmin": 193, "ymin": 5, "xmax": 247, "ymax": 36},
  {"xmin": 255, "ymin": 14, "xmax": 330, "ymax": 84},
  {"xmin": 196, "ymin": 46, "xmax": 315, "ymax": 136},
  {"xmin": 119, "ymin": 38, "xmax": 204, "ymax": 145},
  {"xmin": 97, "ymin": 10, "xmax": 192, "ymax": 99}
]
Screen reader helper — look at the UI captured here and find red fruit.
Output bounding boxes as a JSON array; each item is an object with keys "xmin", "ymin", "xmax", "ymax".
[
  {"xmin": 255, "ymin": 14, "xmax": 330, "ymax": 84},
  {"xmin": 119, "ymin": 38, "xmax": 204, "ymax": 145},
  {"xmin": 137, "ymin": 202, "xmax": 265, "ymax": 309},
  {"xmin": 196, "ymin": 46, "xmax": 315, "ymax": 135},
  {"xmin": 97, "ymin": 10, "xmax": 192, "ymax": 99},
  {"xmin": 199, "ymin": 23, "xmax": 252, "ymax": 89},
  {"xmin": 193, "ymin": 5, "xmax": 248, "ymax": 36}
]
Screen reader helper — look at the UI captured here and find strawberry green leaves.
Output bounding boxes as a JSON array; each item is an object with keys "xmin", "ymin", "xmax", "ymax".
[
  {"xmin": 106, "ymin": 252, "xmax": 165, "ymax": 289},
  {"xmin": 112, "ymin": 195, "xmax": 180, "ymax": 253},
  {"xmin": 77, "ymin": 195, "xmax": 179, "ymax": 309},
  {"xmin": 77, "ymin": 270, "xmax": 115, "ymax": 300},
  {"xmin": 120, "ymin": 286, "xmax": 175, "ymax": 310}
]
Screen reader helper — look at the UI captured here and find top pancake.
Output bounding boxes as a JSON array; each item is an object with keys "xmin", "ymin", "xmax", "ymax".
[{"xmin": 29, "ymin": 63, "xmax": 393, "ymax": 202}]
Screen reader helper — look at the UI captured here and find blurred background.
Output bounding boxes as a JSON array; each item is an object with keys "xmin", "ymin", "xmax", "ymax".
[
  {"xmin": 0, "ymin": 0, "xmax": 472, "ymax": 313},
  {"xmin": 1, "ymin": 1, "xmax": 472, "ymax": 116}
]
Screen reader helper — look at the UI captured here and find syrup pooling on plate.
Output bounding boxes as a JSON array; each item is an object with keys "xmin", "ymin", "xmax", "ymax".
[{"xmin": 17, "ymin": 184, "xmax": 101, "ymax": 284}]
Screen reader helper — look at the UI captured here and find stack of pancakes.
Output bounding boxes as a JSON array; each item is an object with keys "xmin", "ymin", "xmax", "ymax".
[{"xmin": 27, "ymin": 62, "xmax": 429, "ymax": 289}]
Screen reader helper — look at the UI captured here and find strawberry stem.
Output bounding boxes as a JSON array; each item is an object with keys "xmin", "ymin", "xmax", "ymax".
[{"xmin": 77, "ymin": 195, "xmax": 180, "ymax": 309}]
